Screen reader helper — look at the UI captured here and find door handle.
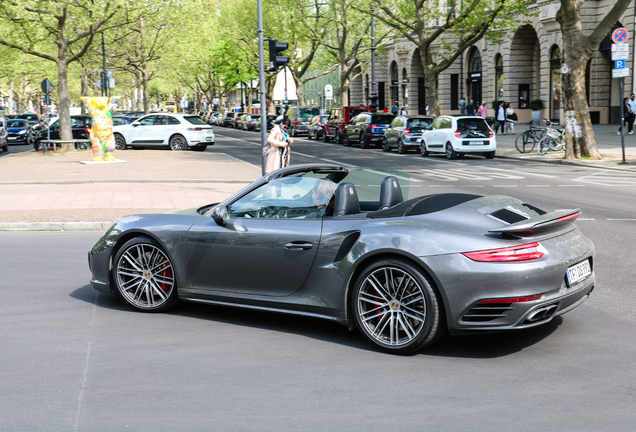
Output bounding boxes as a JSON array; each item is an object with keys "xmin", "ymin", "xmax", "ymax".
[{"xmin": 285, "ymin": 242, "xmax": 313, "ymax": 251}]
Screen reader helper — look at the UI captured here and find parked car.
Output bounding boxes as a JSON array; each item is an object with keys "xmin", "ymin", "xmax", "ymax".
[
  {"xmin": 16, "ymin": 113, "xmax": 40, "ymax": 126},
  {"xmin": 283, "ymin": 106, "xmax": 321, "ymax": 137},
  {"xmin": 6, "ymin": 119, "xmax": 31, "ymax": 145},
  {"xmin": 113, "ymin": 113, "xmax": 214, "ymax": 151},
  {"xmin": 88, "ymin": 163, "xmax": 595, "ymax": 354},
  {"xmin": 240, "ymin": 114, "xmax": 259, "ymax": 131},
  {"xmin": 343, "ymin": 113, "xmax": 395, "ymax": 148},
  {"xmin": 222, "ymin": 112, "xmax": 235, "ymax": 127},
  {"xmin": 31, "ymin": 115, "xmax": 92, "ymax": 151},
  {"xmin": 383, "ymin": 115, "xmax": 434, "ymax": 153},
  {"xmin": 0, "ymin": 117, "xmax": 8, "ymax": 152},
  {"xmin": 254, "ymin": 115, "xmax": 277, "ymax": 132},
  {"xmin": 419, "ymin": 115, "xmax": 496, "ymax": 159},
  {"xmin": 112, "ymin": 115, "xmax": 137, "ymax": 126},
  {"xmin": 231, "ymin": 112, "xmax": 243, "ymax": 128},
  {"xmin": 307, "ymin": 115, "xmax": 329, "ymax": 140},
  {"xmin": 323, "ymin": 105, "xmax": 371, "ymax": 144}
]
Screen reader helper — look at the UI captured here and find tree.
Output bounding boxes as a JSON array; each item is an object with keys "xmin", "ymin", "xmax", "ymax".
[
  {"xmin": 370, "ymin": 0, "xmax": 531, "ymax": 117},
  {"xmin": 556, "ymin": 0, "xmax": 631, "ymax": 159},
  {"xmin": 0, "ymin": 0, "xmax": 134, "ymax": 148}
]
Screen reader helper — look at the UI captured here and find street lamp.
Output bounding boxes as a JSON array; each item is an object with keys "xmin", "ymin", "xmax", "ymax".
[{"xmin": 369, "ymin": 5, "xmax": 378, "ymax": 113}]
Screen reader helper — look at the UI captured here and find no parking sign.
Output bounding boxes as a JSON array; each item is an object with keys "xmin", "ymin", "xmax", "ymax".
[{"xmin": 612, "ymin": 28, "xmax": 629, "ymax": 44}]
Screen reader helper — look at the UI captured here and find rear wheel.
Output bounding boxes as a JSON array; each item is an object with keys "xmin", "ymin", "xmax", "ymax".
[
  {"xmin": 397, "ymin": 139, "xmax": 407, "ymax": 154},
  {"xmin": 336, "ymin": 129, "xmax": 343, "ymax": 144},
  {"xmin": 382, "ymin": 137, "xmax": 391, "ymax": 152},
  {"xmin": 420, "ymin": 141, "xmax": 429, "ymax": 157},
  {"xmin": 114, "ymin": 133, "xmax": 126, "ymax": 150},
  {"xmin": 343, "ymin": 132, "xmax": 351, "ymax": 147},
  {"xmin": 353, "ymin": 259, "xmax": 445, "ymax": 354},
  {"xmin": 113, "ymin": 236, "xmax": 179, "ymax": 312},
  {"xmin": 515, "ymin": 133, "xmax": 535, "ymax": 153},
  {"xmin": 537, "ymin": 136, "xmax": 551, "ymax": 155},
  {"xmin": 323, "ymin": 131, "xmax": 330, "ymax": 142},
  {"xmin": 360, "ymin": 133, "xmax": 370, "ymax": 149},
  {"xmin": 169, "ymin": 135, "xmax": 187, "ymax": 151},
  {"xmin": 445, "ymin": 143, "xmax": 457, "ymax": 160},
  {"xmin": 484, "ymin": 151, "xmax": 495, "ymax": 159}
]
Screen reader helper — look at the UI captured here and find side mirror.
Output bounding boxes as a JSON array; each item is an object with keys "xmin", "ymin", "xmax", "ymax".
[
  {"xmin": 211, "ymin": 204, "xmax": 229, "ymax": 227},
  {"xmin": 132, "ymin": 121, "xmax": 140, "ymax": 127}
]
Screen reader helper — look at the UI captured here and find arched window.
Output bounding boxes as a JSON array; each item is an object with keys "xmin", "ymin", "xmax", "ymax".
[
  {"xmin": 550, "ymin": 45, "xmax": 562, "ymax": 122},
  {"xmin": 495, "ymin": 54, "xmax": 504, "ymax": 101},
  {"xmin": 467, "ymin": 48, "xmax": 482, "ymax": 106}
]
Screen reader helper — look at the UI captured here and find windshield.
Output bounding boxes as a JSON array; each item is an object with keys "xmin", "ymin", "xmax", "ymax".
[
  {"xmin": 348, "ymin": 109, "xmax": 366, "ymax": 118},
  {"xmin": 184, "ymin": 116, "xmax": 208, "ymax": 125},
  {"xmin": 299, "ymin": 108, "xmax": 321, "ymax": 118},
  {"xmin": 370, "ymin": 115, "xmax": 394, "ymax": 125},
  {"xmin": 457, "ymin": 118, "xmax": 490, "ymax": 137},
  {"xmin": 17, "ymin": 114, "xmax": 38, "ymax": 121},
  {"xmin": 7, "ymin": 120, "xmax": 27, "ymax": 128}
]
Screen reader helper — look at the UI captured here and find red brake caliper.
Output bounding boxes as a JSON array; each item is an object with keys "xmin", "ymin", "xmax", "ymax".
[{"xmin": 160, "ymin": 263, "xmax": 172, "ymax": 291}]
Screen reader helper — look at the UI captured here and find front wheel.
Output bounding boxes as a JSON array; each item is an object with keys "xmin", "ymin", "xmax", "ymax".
[
  {"xmin": 382, "ymin": 137, "xmax": 391, "ymax": 152},
  {"xmin": 445, "ymin": 143, "xmax": 457, "ymax": 160},
  {"xmin": 113, "ymin": 236, "xmax": 179, "ymax": 312},
  {"xmin": 343, "ymin": 132, "xmax": 351, "ymax": 147},
  {"xmin": 169, "ymin": 135, "xmax": 187, "ymax": 151},
  {"xmin": 515, "ymin": 133, "xmax": 535, "ymax": 153},
  {"xmin": 397, "ymin": 139, "xmax": 407, "ymax": 154},
  {"xmin": 360, "ymin": 133, "xmax": 370, "ymax": 149},
  {"xmin": 420, "ymin": 141, "xmax": 429, "ymax": 157},
  {"xmin": 336, "ymin": 130, "xmax": 343, "ymax": 144},
  {"xmin": 114, "ymin": 133, "xmax": 126, "ymax": 150},
  {"xmin": 352, "ymin": 259, "xmax": 445, "ymax": 354},
  {"xmin": 537, "ymin": 136, "xmax": 551, "ymax": 155}
]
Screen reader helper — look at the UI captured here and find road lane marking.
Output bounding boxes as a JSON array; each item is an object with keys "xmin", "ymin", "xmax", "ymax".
[
  {"xmin": 362, "ymin": 168, "xmax": 422, "ymax": 182},
  {"xmin": 526, "ymin": 185, "xmax": 551, "ymax": 187},
  {"xmin": 558, "ymin": 184, "xmax": 586, "ymax": 187}
]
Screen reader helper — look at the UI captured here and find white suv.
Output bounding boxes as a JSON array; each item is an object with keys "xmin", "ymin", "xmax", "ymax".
[
  {"xmin": 419, "ymin": 115, "xmax": 496, "ymax": 159},
  {"xmin": 113, "ymin": 113, "xmax": 214, "ymax": 151}
]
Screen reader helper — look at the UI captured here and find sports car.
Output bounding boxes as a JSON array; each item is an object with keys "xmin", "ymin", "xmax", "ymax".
[{"xmin": 88, "ymin": 164, "xmax": 595, "ymax": 354}]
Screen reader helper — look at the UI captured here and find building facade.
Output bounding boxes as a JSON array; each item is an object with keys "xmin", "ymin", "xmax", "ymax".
[{"xmin": 346, "ymin": 0, "xmax": 635, "ymax": 124}]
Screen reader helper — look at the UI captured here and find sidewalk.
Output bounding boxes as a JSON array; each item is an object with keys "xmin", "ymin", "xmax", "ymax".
[
  {"xmin": 0, "ymin": 124, "xmax": 633, "ymax": 231},
  {"xmin": 0, "ymin": 150, "xmax": 261, "ymax": 230}
]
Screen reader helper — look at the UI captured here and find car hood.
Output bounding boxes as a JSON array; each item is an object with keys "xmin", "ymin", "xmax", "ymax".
[
  {"xmin": 7, "ymin": 127, "xmax": 27, "ymax": 133},
  {"xmin": 166, "ymin": 206, "xmax": 201, "ymax": 215}
]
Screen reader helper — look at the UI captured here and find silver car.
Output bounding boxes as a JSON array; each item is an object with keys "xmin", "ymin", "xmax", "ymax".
[
  {"xmin": 0, "ymin": 117, "xmax": 8, "ymax": 152},
  {"xmin": 382, "ymin": 115, "xmax": 433, "ymax": 154}
]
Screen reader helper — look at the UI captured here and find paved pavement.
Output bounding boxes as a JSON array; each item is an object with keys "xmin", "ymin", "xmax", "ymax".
[{"xmin": 0, "ymin": 123, "xmax": 634, "ymax": 230}]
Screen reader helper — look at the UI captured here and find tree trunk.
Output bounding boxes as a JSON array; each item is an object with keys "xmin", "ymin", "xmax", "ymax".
[
  {"xmin": 81, "ymin": 66, "xmax": 90, "ymax": 115},
  {"xmin": 420, "ymin": 46, "xmax": 439, "ymax": 117},
  {"xmin": 291, "ymin": 73, "xmax": 306, "ymax": 106},
  {"xmin": 57, "ymin": 59, "xmax": 73, "ymax": 149},
  {"xmin": 6, "ymin": 76, "xmax": 15, "ymax": 114}
]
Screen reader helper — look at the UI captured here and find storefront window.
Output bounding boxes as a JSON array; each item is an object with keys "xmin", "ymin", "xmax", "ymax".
[
  {"xmin": 402, "ymin": 68, "xmax": 408, "ymax": 108},
  {"xmin": 550, "ymin": 46, "xmax": 562, "ymax": 123},
  {"xmin": 495, "ymin": 55, "xmax": 504, "ymax": 101}
]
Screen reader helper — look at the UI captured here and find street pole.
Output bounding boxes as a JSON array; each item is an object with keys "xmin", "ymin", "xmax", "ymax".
[
  {"xmin": 101, "ymin": 33, "xmax": 108, "ymax": 98},
  {"xmin": 620, "ymin": 77, "xmax": 626, "ymax": 163},
  {"xmin": 284, "ymin": 67, "xmax": 289, "ymax": 115},
  {"xmin": 258, "ymin": 0, "xmax": 268, "ymax": 175},
  {"xmin": 369, "ymin": 6, "xmax": 378, "ymax": 113}
]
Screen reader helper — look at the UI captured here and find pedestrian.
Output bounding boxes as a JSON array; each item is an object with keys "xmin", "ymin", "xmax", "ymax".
[
  {"xmin": 391, "ymin": 101, "xmax": 399, "ymax": 115},
  {"xmin": 383, "ymin": 107, "xmax": 389, "ymax": 113},
  {"xmin": 466, "ymin": 99, "xmax": 475, "ymax": 116},
  {"xmin": 459, "ymin": 97, "xmax": 466, "ymax": 115},
  {"xmin": 505, "ymin": 103, "xmax": 516, "ymax": 135},
  {"xmin": 628, "ymin": 94, "xmax": 636, "ymax": 134},
  {"xmin": 265, "ymin": 117, "xmax": 293, "ymax": 174},
  {"xmin": 400, "ymin": 106, "xmax": 408, "ymax": 115},
  {"xmin": 619, "ymin": 97, "xmax": 631, "ymax": 135},
  {"xmin": 477, "ymin": 102, "xmax": 488, "ymax": 118},
  {"xmin": 425, "ymin": 105, "xmax": 430, "ymax": 116},
  {"xmin": 496, "ymin": 101, "xmax": 506, "ymax": 135}
]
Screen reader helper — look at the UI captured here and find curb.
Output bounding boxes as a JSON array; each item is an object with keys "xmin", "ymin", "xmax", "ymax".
[
  {"xmin": 0, "ymin": 222, "xmax": 112, "ymax": 232},
  {"xmin": 496, "ymin": 153, "xmax": 636, "ymax": 172}
]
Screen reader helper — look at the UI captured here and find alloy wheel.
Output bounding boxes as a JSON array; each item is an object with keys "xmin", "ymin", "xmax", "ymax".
[
  {"xmin": 356, "ymin": 266, "xmax": 426, "ymax": 348},
  {"xmin": 114, "ymin": 134, "xmax": 126, "ymax": 150},
  {"xmin": 170, "ymin": 136, "xmax": 186, "ymax": 151},
  {"xmin": 115, "ymin": 242, "xmax": 175, "ymax": 310}
]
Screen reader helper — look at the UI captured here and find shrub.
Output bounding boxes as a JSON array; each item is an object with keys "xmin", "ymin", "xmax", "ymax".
[{"xmin": 529, "ymin": 99, "xmax": 545, "ymax": 111}]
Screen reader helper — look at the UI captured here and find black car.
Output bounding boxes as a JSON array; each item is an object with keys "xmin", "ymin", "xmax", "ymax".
[
  {"xmin": 32, "ymin": 115, "xmax": 91, "ymax": 151},
  {"xmin": 112, "ymin": 115, "xmax": 138, "ymax": 126},
  {"xmin": 285, "ymin": 106, "xmax": 321, "ymax": 137},
  {"xmin": 343, "ymin": 113, "xmax": 395, "ymax": 148},
  {"xmin": 383, "ymin": 115, "xmax": 434, "ymax": 153},
  {"xmin": 307, "ymin": 115, "xmax": 329, "ymax": 140},
  {"xmin": 255, "ymin": 115, "xmax": 277, "ymax": 132}
]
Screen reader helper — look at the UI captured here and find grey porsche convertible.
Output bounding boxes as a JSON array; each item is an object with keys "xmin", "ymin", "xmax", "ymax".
[{"xmin": 88, "ymin": 164, "xmax": 595, "ymax": 354}]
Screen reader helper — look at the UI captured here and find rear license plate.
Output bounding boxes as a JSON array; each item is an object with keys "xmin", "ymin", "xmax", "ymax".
[
  {"xmin": 567, "ymin": 259, "xmax": 591, "ymax": 286},
  {"xmin": 206, "ymin": 137, "xmax": 213, "ymax": 141},
  {"xmin": 469, "ymin": 140, "xmax": 484, "ymax": 145}
]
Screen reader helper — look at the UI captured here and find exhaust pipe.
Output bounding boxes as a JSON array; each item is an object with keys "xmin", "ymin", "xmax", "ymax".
[{"xmin": 526, "ymin": 304, "xmax": 558, "ymax": 322}]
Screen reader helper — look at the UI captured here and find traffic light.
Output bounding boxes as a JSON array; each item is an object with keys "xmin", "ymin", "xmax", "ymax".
[{"xmin": 267, "ymin": 38, "xmax": 289, "ymax": 72}]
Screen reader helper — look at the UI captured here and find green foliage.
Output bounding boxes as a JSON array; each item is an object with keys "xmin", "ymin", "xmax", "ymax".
[{"xmin": 529, "ymin": 99, "xmax": 544, "ymax": 111}]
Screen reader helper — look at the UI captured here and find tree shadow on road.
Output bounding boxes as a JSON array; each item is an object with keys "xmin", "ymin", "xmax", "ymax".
[{"xmin": 70, "ymin": 283, "xmax": 564, "ymax": 358}]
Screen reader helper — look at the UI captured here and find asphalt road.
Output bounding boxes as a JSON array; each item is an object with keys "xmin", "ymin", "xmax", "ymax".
[
  {"xmin": 0, "ymin": 142, "xmax": 32, "ymax": 158},
  {"xmin": 2, "ymin": 130, "xmax": 635, "ymax": 430}
]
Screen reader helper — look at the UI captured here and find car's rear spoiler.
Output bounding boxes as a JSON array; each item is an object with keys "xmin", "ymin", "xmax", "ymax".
[{"xmin": 488, "ymin": 209, "xmax": 580, "ymax": 237}]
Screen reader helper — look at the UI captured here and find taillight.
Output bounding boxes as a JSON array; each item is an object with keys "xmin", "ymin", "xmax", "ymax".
[
  {"xmin": 557, "ymin": 212, "xmax": 580, "ymax": 222},
  {"xmin": 295, "ymin": 121, "xmax": 299, "ymax": 126},
  {"xmin": 404, "ymin": 128, "xmax": 411, "ymax": 136},
  {"xmin": 489, "ymin": 129, "xmax": 494, "ymax": 137},
  {"xmin": 478, "ymin": 295, "xmax": 543, "ymax": 304},
  {"xmin": 462, "ymin": 242, "xmax": 544, "ymax": 262},
  {"xmin": 85, "ymin": 127, "xmax": 90, "ymax": 134},
  {"xmin": 454, "ymin": 130, "xmax": 462, "ymax": 138},
  {"xmin": 317, "ymin": 119, "xmax": 321, "ymax": 125},
  {"xmin": 187, "ymin": 127, "xmax": 203, "ymax": 131}
]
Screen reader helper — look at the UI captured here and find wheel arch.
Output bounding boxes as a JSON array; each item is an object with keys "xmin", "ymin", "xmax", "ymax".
[
  {"xmin": 169, "ymin": 133, "xmax": 188, "ymax": 147},
  {"xmin": 343, "ymin": 249, "xmax": 448, "ymax": 332}
]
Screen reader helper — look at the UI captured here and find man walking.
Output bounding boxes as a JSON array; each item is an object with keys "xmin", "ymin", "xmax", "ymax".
[
  {"xmin": 459, "ymin": 97, "xmax": 466, "ymax": 115},
  {"xmin": 391, "ymin": 101, "xmax": 399, "ymax": 116},
  {"xmin": 466, "ymin": 99, "xmax": 475, "ymax": 116},
  {"xmin": 628, "ymin": 94, "xmax": 636, "ymax": 135}
]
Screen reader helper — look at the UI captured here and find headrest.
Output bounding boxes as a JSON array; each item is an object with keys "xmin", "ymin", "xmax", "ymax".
[
  {"xmin": 333, "ymin": 182, "xmax": 360, "ymax": 216},
  {"xmin": 378, "ymin": 176, "xmax": 404, "ymax": 210}
]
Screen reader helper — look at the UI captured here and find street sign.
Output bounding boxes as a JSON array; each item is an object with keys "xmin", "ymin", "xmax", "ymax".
[
  {"xmin": 612, "ymin": 28, "xmax": 629, "ymax": 44},
  {"xmin": 96, "ymin": 78, "xmax": 115, "ymax": 89},
  {"xmin": 615, "ymin": 59, "xmax": 627, "ymax": 69},
  {"xmin": 612, "ymin": 68, "xmax": 630, "ymax": 78},
  {"xmin": 612, "ymin": 43, "xmax": 629, "ymax": 52},
  {"xmin": 612, "ymin": 51, "xmax": 629, "ymax": 61},
  {"xmin": 324, "ymin": 84, "xmax": 333, "ymax": 100},
  {"xmin": 40, "ymin": 79, "xmax": 53, "ymax": 94}
]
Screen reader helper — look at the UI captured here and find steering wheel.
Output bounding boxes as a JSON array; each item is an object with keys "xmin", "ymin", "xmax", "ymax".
[{"xmin": 257, "ymin": 206, "xmax": 278, "ymax": 218}]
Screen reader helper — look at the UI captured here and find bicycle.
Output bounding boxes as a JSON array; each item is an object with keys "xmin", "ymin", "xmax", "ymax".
[
  {"xmin": 515, "ymin": 121, "xmax": 546, "ymax": 153},
  {"xmin": 537, "ymin": 119, "xmax": 565, "ymax": 155}
]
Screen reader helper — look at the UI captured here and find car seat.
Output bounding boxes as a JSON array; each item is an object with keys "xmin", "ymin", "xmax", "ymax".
[
  {"xmin": 333, "ymin": 182, "xmax": 360, "ymax": 216},
  {"xmin": 378, "ymin": 176, "xmax": 404, "ymax": 210}
]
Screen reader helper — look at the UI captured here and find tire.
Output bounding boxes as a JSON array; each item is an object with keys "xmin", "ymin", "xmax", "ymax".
[
  {"xmin": 34, "ymin": 140, "xmax": 42, "ymax": 152},
  {"xmin": 323, "ymin": 131, "xmax": 330, "ymax": 142},
  {"xmin": 484, "ymin": 151, "xmax": 495, "ymax": 159},
  {"xmin": 537, "ymin": 136, "xmax": 551, "ymax": 155},
  {"xmin": 381, "ymin": 137, "xmax": 391, "ymax": 152},
  {"xmin": 291, "ymin": 127, "xmax": 297, "ymax": 137},
  {"xmin": 420, "ymin": 141, "xmax": 429, "ymax": 157},
  {"xmin": 192, "ymin": 144, "xmax": 208, "ymax": 152},
  {"xmin": 336, "ymin": 129, "xmax": 343, "ymax": 144},
  {"xmin": 77, "ymin": 142, "xmax": 89, "ymax": 150},
  {"xmin": 360, "ymin": 133, "xmax": 370, "ymax": 149},
  {"xmin": 169, "ymin": 135, "xmax": 187, "ymax": 151},
  {"xmin": 307, "ymin": 129, "xmax": 313, "ymax": 140},
  {"xmin": 114, "ymin": 133, "xmax": 127, "ymax": 150},
  {"xmin": 343, "ymin": 132, "xmax": 351, "ymax": 147},
  {"xmin": 515, "ymin": 133, "xmax": 535, "ymax": 153},
  {"xmin": 352, "ymin": 258, "xmax": 445, "ymax": 354},
  {"xmin": 1, "ymin": 144, "xmax": 7, "ymax": 152},
  {"xmin": 445, "ymin": 143, "xmax": 457, "ymax": 160},
  {"xmin": 112, "ymin": 236, "xmax": 179, "ymax": 312},
  {"xmin": 397, "ymin": 139, "xmax": 407, "ymax": 154}
]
